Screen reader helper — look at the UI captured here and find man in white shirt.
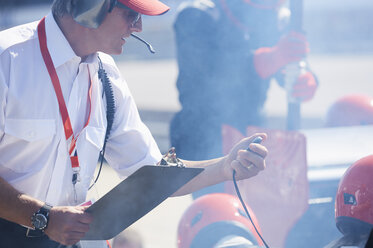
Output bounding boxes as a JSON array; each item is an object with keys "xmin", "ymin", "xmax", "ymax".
[{"xmin": 0, "ymin": 0, "xmax": 268, "ymax": 247}]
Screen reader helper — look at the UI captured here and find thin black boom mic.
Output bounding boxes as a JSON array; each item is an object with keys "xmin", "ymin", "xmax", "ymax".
[{"xmin": 131, "ymin": 34, "xmax": 155, "ymax": 54}]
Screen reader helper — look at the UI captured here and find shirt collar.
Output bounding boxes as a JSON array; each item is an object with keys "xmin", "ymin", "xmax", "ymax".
[{"xmin": 44, "ymin": 12, "xmax": 80, "ymax": 68}]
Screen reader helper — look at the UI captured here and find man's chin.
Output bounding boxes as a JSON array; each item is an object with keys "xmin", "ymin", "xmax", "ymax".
[{"xmin": 108, "ymin": 47, "xmax": 124, "ymax": 55}]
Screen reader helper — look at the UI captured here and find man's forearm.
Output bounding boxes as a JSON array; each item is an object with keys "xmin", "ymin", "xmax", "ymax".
[
  {"xmin": 171, "ymin": 157, "xmax": 227, "ymax": 196},
  {"xmin": 171, "ymin": 134, "xmax": 268, "ymax": 197},
  {"xmin": 0, "ymin": 177, "xmax": 44, "ymax": 227}
]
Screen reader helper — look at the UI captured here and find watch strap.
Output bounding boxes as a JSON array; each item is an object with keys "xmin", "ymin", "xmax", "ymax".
[
  {"xmin": 38, "ymin": 203, "xmax": 52, "ymax": 218},
  {"xmin": 31, "ymin": 203, "xmax": 53, "ymax": 231}
]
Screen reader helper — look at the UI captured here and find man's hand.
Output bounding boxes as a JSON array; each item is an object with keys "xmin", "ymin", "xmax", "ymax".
[
  {"xmin": 223, "ymin": 133, "xmax": 268, "ymax": 181},
  {"xmin": 274, "ymin": 31, "xmax": 309, "ymax": 67},
  {"xmin": 291, "ymin": 71, "xmax": 318, "ymax": 102},
  {"xmin": 44, "ymin": 205, "xmax": 93, "ymax": 246},
  {"xmin": 254, "ymin": 31, "xmax": 309, "ymax": 79}
]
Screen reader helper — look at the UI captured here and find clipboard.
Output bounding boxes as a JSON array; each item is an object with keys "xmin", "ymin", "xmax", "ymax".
[{"xmin": 82, "ymin": 165, "xmax": 204, "ymax": 240}]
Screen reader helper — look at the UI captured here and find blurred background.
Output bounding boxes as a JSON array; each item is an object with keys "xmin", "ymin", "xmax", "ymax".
[
  {"xmin": 1, "ymin": 0, "xmax": 373, "ymax": 138},
  {"xmin": 1, "ymin": 0, "xmax": 373, "ymax": 247}
]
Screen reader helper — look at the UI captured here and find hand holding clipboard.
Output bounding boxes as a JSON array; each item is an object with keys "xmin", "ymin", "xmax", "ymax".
[{"xmin": 83, "ymin": 165, "xmax": 203, "ymax": 240}]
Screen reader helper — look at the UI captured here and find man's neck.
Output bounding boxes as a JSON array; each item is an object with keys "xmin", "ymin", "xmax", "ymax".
[{"xmin": 54, "ymin": 14, "xmax": 96, "ymax": 59}]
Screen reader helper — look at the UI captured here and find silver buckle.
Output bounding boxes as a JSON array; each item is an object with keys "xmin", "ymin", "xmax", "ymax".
[
  {"xmin": 25, "ymin": 227, "xmax": 43, "ymax": 238},
  {"xmin": 158, "ymin": 147, "xmax": 185, "ymax": 167}
]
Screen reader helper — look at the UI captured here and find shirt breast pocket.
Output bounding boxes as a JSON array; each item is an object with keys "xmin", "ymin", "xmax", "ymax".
[
  {"xmin": 2, "ymin": 118, "xmax": 56, "ymax": 173},
  {"xmin": 5, "ymin": 119, "xmax": 56, "ymax": 142}
]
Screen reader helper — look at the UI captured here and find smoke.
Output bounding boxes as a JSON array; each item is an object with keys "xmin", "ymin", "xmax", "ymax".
[{"xmin": 304, "ymin": 0, "xmax": 373, "ymax": 54}]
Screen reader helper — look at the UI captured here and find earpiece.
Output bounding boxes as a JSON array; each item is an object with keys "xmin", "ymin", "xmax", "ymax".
[{"xmin": 69, "ymin": 0, "xmax": 112, "ymax": 28}]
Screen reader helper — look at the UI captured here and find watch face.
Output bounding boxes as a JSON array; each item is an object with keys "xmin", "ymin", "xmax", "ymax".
[{"xmin": 33, "ymin": 213, "xmax": 47, "ymax": 230}]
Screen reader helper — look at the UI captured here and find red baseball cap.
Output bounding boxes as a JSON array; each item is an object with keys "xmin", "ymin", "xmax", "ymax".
[{"xmin": 118, "ymin": 0, "xmax": 170, "ymax": 15}]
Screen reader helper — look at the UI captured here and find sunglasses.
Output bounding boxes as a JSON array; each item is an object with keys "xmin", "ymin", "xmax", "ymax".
[{"xmin": 116, "ymin": 2, "xmax": 141, "ymax": 27}]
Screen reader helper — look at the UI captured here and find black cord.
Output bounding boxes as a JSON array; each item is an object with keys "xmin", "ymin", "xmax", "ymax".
[
  {"xmin": 233, "ymin": 170, "xmax": 270, "ymax": 248},
  {"xmin": 88, "ymin": 56, "xmax": 115, "ymax": 190},
  {"xmin": 89, "ymin": 144, "xmax": 106, "ymax": 190}
]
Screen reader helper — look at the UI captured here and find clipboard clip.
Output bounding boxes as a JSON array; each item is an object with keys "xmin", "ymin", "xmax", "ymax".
[{"xmin": 158, "ymin": 147, "xmax": 185, "ymax": 168}]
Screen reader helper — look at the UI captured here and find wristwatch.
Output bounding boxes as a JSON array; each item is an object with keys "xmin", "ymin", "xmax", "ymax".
[{"xmin": 31, "ymin": 203, "xmax": 53, "ymax": 231}]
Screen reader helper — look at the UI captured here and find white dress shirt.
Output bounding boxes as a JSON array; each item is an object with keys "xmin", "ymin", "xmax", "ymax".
[{"xmin": 0, "ymin": 13, "xmax": 162, "ymax": 206}]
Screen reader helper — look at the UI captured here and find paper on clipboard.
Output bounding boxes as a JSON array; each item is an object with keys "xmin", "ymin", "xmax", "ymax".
[{"xmin": 82, "ymin": 165, "xmax": 204, "ymax": 240}]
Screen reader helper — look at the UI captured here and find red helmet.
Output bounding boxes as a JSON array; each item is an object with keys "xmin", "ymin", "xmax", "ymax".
[
  {"xmin": 325, "ymin": 94, "xmax": 373, "ymax": 127},
  {"xmin": 177, "ymin": 193, "xmax": 263, "ymax": 248},
  {"xmin": 243, "ymin": 0, "xmax": 286, "ymax": 9},
  {"xmin": 335, "ymin": 155, "xmax": 373, "ymax": 235}
]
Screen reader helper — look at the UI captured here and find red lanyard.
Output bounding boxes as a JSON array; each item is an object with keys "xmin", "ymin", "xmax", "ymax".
[{"xmin": 37, "ymin": 17, "xmax": 92, "ymax": 181}]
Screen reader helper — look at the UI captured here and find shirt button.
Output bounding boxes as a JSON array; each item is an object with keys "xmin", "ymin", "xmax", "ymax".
[{"xmin": 28, "ymin": 131, "xmax": 35, "ymax": 138}]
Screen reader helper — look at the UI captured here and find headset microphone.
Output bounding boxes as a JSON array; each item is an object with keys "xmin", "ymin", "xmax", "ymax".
[{"xmin": 131, "ymin": 34, "xmax": 155, "ymax": 54}]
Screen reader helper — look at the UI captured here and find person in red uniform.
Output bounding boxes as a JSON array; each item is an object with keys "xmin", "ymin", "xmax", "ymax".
[
  {"xmin": 325, "ymin": 155, "xmax": 373, "ymax": 248},
  {"xmin": 170, "ymin": 0, "xmax": 318, "ymax": 198}
]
